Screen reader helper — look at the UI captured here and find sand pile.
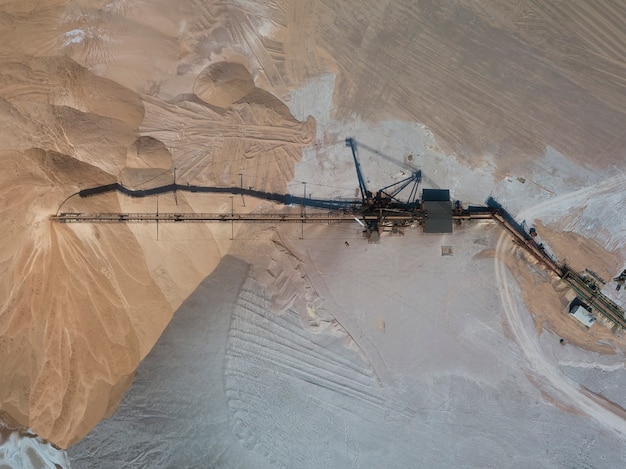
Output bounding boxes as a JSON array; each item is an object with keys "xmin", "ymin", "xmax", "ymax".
[
  {"xmin": 141, "ymin": 77, "xmax": 316, "ymax": 191},
  {"xmin": 0, "ymin": 55, "xmax": 143, "ymax": 175},
  {"xmin": 0, "ymin": 47, "xmax": 314, "ymax": 448},
  {"xmin": 126, "ymin": 136, "xmax": 172, "ymax": 170},
  {"xmin": 194, "ymin": 62, "xmax": 256, "ymax": 108},
  {"xmin": 0, "ymin": 148, "xmax": 172, "ymax": 448},
  {"xmin": 0, "ymin": 55, "xmax": 144, "ymax": 126},
  {"xmin": 0, "ymin": 55, "xmax": 176, "ymax": 448}
]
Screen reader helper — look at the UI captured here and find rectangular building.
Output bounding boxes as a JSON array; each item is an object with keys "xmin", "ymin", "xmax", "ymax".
[
  {"xmin": 422, "ymin": 189, "xmax": 453, "ymax": 233},
  {"xmin": 570, "ymin": 305, "xmax": 597, "ymax": 327}
]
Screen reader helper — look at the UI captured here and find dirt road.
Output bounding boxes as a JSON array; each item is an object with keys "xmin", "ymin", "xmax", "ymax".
[{"xmin": 494, "ymin": 173, "xmax": 626, "ymax": 436}]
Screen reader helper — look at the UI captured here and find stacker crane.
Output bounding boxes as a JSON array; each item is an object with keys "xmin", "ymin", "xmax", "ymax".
[
  {"xmin": 345, "ymin": 137, "xmax": 421, "ymax": 211},
  {"xmin": 49, "ymin": 137, "xmax": 626, "ymax": 328},
  {"xmin": 344, "ymin": 137, "xmax": 422, "ymax": 236}
]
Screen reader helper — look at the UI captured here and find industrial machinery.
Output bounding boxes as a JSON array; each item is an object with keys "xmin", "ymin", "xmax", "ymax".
[
  {"xmin": 344, "ymin": 138, "xmax": 421, "ymax": 211},
  {"xmin": 344, "ymin": 137, "xmax": 422, "ymax": 238},
  {"xmin": 50, "ymin": 138, "xmax": 626, "ymax": 328},
  {"xmin": 54, "ymin": 138, "xmax": 432, "ymax": 241}
]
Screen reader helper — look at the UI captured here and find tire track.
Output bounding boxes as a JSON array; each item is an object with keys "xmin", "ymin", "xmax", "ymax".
[
  {"xmin": 494, "ymin": 173, "xmax": 626, "ymax": 437},
  {"xmin": 285, "ymin": 0, "xmax": 318, "ymax": 83},
  {"xmin": 234, "ymin": 294, "xmax": 379, "ymax": 382},
  {"xmin": 227, "ymin": 286, "xmax": 386, "ymax": 406}
]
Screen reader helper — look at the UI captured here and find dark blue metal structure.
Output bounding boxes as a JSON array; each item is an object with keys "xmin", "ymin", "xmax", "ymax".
[
  {"xmin": 78, "ymin": 138, "xmax": 424, "ymax": 234},
  {"xmin": 344, "ymin": 137, "xmax": 421, "ymax": 212}
]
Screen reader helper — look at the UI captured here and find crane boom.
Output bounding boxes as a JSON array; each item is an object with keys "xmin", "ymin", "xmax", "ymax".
[
  {"xmin": 345, "ymin": 137, "xmax": 421, "ymax": 210},
  {"xmin": 345, "ymin": 137, "xmax": 371, "ymax": 203}
]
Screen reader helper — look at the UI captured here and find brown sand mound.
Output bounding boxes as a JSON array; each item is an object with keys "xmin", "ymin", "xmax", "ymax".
[
  {"xmin": 0, "ymin": 149, "xmax": 172, "ymax": 447},
  {"xmin": 0, "ymin": 55, "xmax": 144, "ymax": 127},
  {"xmin": 194, "ymin": 62, "xmax": 255, "ymax": 108},
  {"xmin": 0, "ymin": 54, "xmax": 178, "ymax": 448},
  {"xmin": 11, "ymin": 100, "xmax": 137, "ymax": 175},
  {"xmin": 0, "ymin": 48, "xmax": 313, "ymax": 448},
  {"xmin": 0, "ymin": 55, "xmax": 145, "ymax": 176},
  {"xmin": 126, "ymin": 136, "xmax": 172, "ymax": 170}
]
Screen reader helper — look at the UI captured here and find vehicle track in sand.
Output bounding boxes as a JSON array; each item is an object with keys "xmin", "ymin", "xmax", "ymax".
[
  {"xmin": 224, "ymin": 278, "xmax": 387, "ymax": 467},
  {"xmin": 494, "ymin": 173, "xmax": 626, "ymax": 436},
  {"xmin": 140, "ymin": 95, "xmax": 315, "ymax": 189}
]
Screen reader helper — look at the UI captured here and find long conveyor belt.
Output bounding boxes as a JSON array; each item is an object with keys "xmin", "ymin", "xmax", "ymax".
[{"xmin": 51, "ymin": 206, "xmax": 625, "ymax": 329}]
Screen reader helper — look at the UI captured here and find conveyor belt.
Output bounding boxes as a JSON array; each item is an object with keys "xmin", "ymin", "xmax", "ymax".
[
  {"xmin": 51, "ymin": 200, "xmax": 625, "ymax": 329},
  {"xmin": 53, "ymin": 211, "xmax": 383, "ymax": 224},
  {"xmin": 561, "ymin": 267, "xmax": 626, "ymax": 329},
  {"xmin": 51, "ymin": 210, "xmax": 497, "ymax": 224}
]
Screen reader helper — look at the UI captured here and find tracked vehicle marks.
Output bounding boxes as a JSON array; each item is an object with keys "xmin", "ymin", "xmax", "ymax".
[{"xmin": 224, "ymin": 280, "xmax": 386, "ymax": 462}]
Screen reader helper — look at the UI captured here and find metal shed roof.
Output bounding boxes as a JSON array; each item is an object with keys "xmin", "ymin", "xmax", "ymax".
[
  {"xmin": 423, "ymin": 200, "xmax": 453, "ymax": 233},
  {"xmin": 422, "ymin": 189, "xmax": 450, "ymax": 201},
  {"xmin": 422, "ymin": 189, "xmax": 452, "ymax": 233},
  {"xmin": 570, "ymin": 305, "xmax": 597, "ymax": 327}
]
